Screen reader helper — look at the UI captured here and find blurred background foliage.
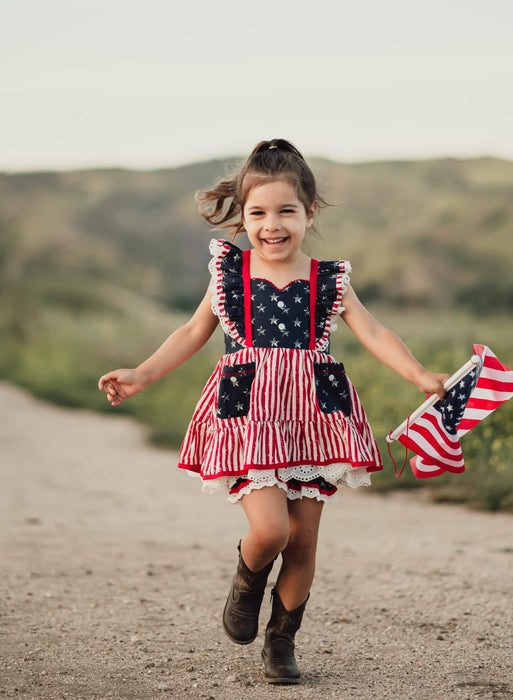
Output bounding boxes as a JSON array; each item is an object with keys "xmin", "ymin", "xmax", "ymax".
[{"xmin": 1, "ymin": 155, "xmax": 512, "ymax": 510}]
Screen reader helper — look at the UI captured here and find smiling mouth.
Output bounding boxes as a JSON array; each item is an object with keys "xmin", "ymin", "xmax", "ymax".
[{"xmin": 263, "ymin": 237, "xmax": 288, "ymax": 245}]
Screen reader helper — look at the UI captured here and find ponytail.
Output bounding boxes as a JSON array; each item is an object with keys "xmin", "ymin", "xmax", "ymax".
[{"xmin": 197, "ymin": 139, "xmax": 327, "ymax": 236}]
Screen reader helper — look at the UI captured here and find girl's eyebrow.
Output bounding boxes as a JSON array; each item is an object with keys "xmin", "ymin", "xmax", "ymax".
[{"xmin": 246, "ymin": 202, "xmax": 299, "ymax": 210}]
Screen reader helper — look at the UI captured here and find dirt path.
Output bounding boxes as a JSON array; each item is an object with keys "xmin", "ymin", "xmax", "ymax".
[{"xmin": 1, "ymin": 382, "xmax": 512, "ymax": 699}]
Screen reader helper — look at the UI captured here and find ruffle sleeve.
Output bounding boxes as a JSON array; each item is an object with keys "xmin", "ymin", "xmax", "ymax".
[
  {"xmin": 208, "ymin": 239, "xmax": 247, "ymax": 347},
  {"xmin": 315, "ymin": 259, "xmax": 352, "ymax": 351}
]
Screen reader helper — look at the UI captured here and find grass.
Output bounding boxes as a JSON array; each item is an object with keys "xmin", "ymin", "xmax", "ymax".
[{"xmin": 1, "ymin": 278, "xmax": 512, "ymax": 511}]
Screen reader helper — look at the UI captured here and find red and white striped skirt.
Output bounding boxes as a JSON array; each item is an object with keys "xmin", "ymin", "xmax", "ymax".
[
  {"xmin": 177, "ymin": 347, "xmax": 383, "ymax": 500},
  {"xmin": 178, "ymin": 348, "xmax": 383, "ymax": 498}
]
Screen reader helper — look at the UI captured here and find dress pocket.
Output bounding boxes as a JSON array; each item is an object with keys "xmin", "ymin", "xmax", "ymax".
[
  {"xmin": 217, "ymin": 362, "xmax": 256, "ymax": 419},
  {"xmin": 313, "ymin": 362, "xmax": 352, "ymax": 416}
]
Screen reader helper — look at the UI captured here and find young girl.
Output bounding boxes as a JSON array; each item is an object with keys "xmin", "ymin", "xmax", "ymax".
[{"xmin": 99, "ymin": 139, "xmax": 447, "ymax": 685}]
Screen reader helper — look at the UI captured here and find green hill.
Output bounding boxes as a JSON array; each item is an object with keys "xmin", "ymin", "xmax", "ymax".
[{"xmin": 2, "ymin": 155, "xmax": 512, "ymax": 311}]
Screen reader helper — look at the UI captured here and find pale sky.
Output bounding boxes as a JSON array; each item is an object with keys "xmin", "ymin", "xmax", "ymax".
[{"xmin": 1, "ymin": 0, "xmax": 512, "ymax": 171}]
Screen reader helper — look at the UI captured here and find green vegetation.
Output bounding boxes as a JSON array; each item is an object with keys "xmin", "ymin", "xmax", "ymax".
[
  {"xmin": 330, "ymin": 310, "xmax": 513, "ymax": 512},
  {"xmin": 1, "ymin": 156, "xmax": 512, "ymax": 511}
]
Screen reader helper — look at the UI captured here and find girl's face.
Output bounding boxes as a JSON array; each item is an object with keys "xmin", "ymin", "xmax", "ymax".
[{"xmin": 242, "ymin": 179, "xmax": 316, "ymax": 264}]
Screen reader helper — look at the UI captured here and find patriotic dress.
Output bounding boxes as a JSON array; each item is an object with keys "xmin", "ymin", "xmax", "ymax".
[{"xmin": 178, "ymin": 239, "xmax": 383, "ymax": 502}]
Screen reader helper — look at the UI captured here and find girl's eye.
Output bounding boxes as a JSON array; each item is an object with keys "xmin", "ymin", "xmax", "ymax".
[{"xmin": 248, "ymin": 208, "xmax": 295, "ymax": 216}]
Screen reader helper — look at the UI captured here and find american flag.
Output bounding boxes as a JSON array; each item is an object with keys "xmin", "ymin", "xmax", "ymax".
[{"xmin": 387, "ymin": 344, "xmax": 513, "ymax": 479}]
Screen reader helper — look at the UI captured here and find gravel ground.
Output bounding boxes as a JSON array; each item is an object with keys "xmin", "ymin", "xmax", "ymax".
[{"xmin": 1, "ymin": 382, "xmax": 512, "ymax": 700}]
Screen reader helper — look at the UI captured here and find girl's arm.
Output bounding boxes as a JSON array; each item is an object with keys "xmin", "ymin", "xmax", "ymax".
[
  {"xmin": 341, "ymin": 285, "xmax": 448, "ymax": 398},
  {"xmin": 98, "ymin": 284, "xmax": 219, "ymax": 406}
]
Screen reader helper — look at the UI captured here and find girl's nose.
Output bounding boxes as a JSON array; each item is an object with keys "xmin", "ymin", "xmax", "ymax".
[{"xmin": 264, "ymin": 216, "xmax": 280, "ymax": 231}]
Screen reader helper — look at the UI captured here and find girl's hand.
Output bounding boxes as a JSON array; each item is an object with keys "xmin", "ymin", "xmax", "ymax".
[
  {"xmin": 98, "ymin": 369, "xmax": 147, "ymax": 407},
  {"xmin": 415, "ymin": 370, "xmax": 450, "ymax": 400}
]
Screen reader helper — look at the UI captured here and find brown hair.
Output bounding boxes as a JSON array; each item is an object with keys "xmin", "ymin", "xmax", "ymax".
[{"xmin": 197, "ymin": 139, "xmax": 327, "ymax": 236}]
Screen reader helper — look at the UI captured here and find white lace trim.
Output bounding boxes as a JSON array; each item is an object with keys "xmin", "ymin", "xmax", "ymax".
[
  {"xmin": 229, "ymin": 479, "xmax": 339, "ymax": 504},
  {"xmin": 208, "ymin": 281, "xmax": 233, "ymax": 338},
  {"xmin": 315, "ymin": 260, "xmax": 351, "ymax": 352},
  {"xmin": 185, "ymin": 462, "xmax": 371, "ymax": 503},
  {"xmin": 207, "ymin": 239, "xmax": 246, "ymax": 346}
]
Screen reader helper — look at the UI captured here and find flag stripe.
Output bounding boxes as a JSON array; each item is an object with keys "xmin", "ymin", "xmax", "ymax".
[
  {"xmin": 470, "ymin": 386, "xmax": 513, "ymax": 401},
  {"xmin": 411, "ymin": 455, "xmax": 465, "ymax": 477},
  {"xmin": 399, "ymin": 432, "xmax": 464, "ymax": 469},
  {"xmin": 482, "ymin": 354, "xmax": 511, "ymax": 372},
  {"xmin": 399, "ymin": 429, "xmax": 463, "ymax": 465},
  {"xmin": 461, "ymin": 406, "xmax": 500, "ymax": 422},
  {"xmin": 457, "ymin": 418, "xmax": 479, "ymax": 434},
  {"xmin": 477, "ymin": 377, "xmax": 513, "ymax": 392},
  {"xmin": 417, "ymin": 412, "xmax": 460, "ymax": 449},
  {"xmin": 410, "ymin": 457, "xmax": 447, "ymax": 478},
  {"xmin": 466, "ymin": 396, "xmax": 510, "ymax": 411}
]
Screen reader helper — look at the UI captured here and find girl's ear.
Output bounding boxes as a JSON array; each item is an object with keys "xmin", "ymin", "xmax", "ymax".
[{"xmin": 306, "ymin": 201, "xmax": 318, "ymax": 227}]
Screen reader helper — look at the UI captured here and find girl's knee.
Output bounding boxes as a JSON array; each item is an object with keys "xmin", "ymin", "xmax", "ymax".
[
  {"xmin": 285, "ymin": 522, "xmax": 319, "ymax": 560},
  {"xmin": 250, "ymin": 522, "xmax": 289, "ymax": 556}
]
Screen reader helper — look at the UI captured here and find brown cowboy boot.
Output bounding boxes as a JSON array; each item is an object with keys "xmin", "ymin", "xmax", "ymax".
[
  {"xmin": 261, "ymin": 587, "xmax": 309, "ymax": 684},
  {"xmin": 222, "ymin": 542, "xmax": 275, "ymax": 645}
]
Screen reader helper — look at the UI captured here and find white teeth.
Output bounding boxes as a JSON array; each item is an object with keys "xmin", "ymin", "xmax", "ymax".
[{"xmin": 264, "ymin": 238, "xmax": 287, "ymax": 245}]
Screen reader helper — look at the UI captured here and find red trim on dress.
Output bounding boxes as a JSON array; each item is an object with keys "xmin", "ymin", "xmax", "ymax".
[
  {"xmin": 177, "ymin": 456, "xmax": 379, "ymax": 476},
  {"xmin": 308, "ymin": 259, "xmax": 319, "ymax": 351},
  {"xmin": 242, "ymin": 249, "xmax": 253, "ymax": 348}
]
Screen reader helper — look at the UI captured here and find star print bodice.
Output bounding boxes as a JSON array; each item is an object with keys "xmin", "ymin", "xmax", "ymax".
[
  {"xmin": 249, "ymin": 279, "xmax": 311, "ymax": 351},
  {"xmin": 208, "ymin": 239, "xmax": 351, "ymax": 354}
]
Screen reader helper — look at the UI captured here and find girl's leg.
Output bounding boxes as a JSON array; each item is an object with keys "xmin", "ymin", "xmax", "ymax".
[
  {"xmin": 275, "ymin": 497, "xmax": 324, "ymax": 610},
  {"xmin": 261, "ymin": 497, "xmax": 324, "ymax": 685},
  {"xmin": 240, "ymin": 485, "xmax": 290, "ymax": 572},
  {"xmin": 223, "ymin": 486, "xmax": 290, "ymax": 645}
]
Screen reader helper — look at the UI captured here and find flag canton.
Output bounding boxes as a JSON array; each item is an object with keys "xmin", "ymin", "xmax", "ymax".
[{"xmin": 434, "ymin": 368, "xmax": 479, "ymax": 434}]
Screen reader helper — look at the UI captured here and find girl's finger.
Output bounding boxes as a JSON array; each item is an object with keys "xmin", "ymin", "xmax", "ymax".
[
  {"xmin": 99, "ymin": 376, "xmax": 112, "ymax": 390},
  {"xmin": 100, "ymin": 377, "xmax": 118, "ymax": 393}
]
